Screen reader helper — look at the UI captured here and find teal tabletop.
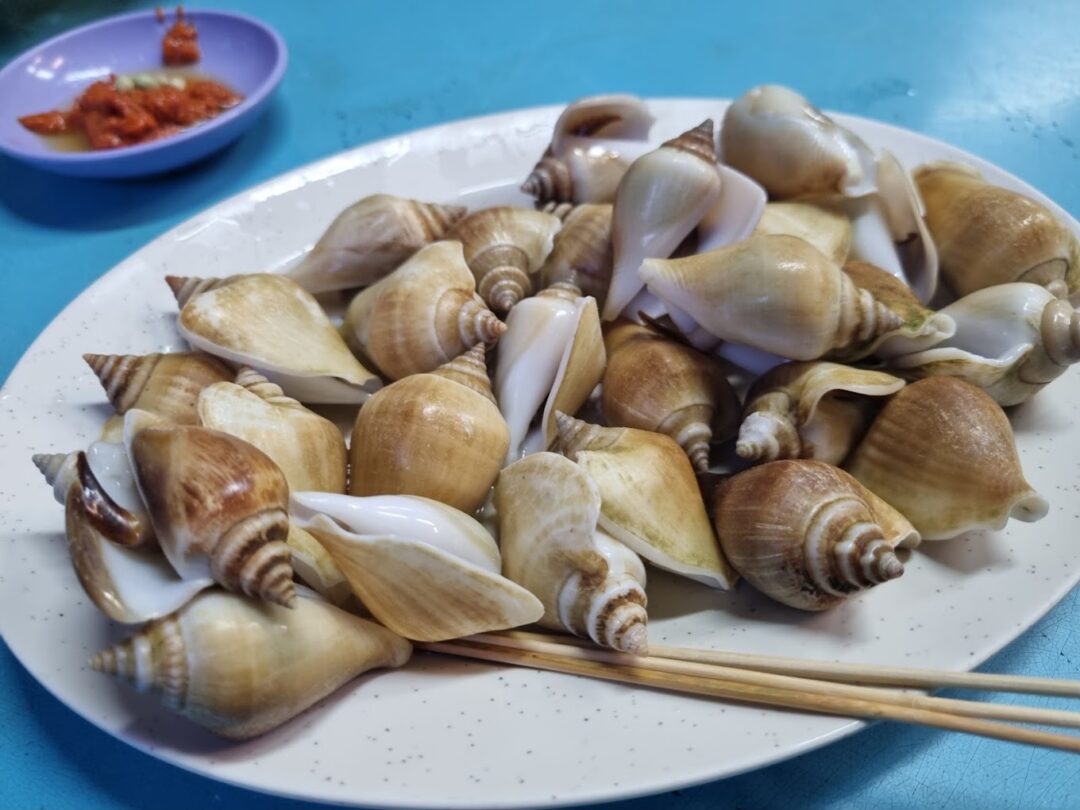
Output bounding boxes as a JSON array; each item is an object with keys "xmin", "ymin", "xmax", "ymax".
[{"xmin": 2, "ymin": 1, "xmax": 1079, "ymax": 808}]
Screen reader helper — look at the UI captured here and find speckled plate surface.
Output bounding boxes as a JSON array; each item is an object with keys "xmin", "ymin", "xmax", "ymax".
[{"xmin": 1, "ymin": 100, "xmax": 1079, "ymax": 809}]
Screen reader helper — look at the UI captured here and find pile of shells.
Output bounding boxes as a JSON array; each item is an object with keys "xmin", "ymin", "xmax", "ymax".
[{"xmin": 34, "ymin": 85, "xmax": 1078, "ymax": 740}]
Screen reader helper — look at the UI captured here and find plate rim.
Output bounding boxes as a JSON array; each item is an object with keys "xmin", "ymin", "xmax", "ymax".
[{"xmin": 2, "ymin": 97, "xmax": 1079, "ymax": 809}]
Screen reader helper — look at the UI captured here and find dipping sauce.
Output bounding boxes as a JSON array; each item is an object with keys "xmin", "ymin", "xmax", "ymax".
[{"xmin": 17, "ymin": 7, "xmax": 242, "ymax": 151}]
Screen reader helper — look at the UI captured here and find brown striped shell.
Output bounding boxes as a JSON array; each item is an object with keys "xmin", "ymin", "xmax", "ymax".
[{"xmin": 83, "ymin": 352, "xmax": 232, "ymax": 424}]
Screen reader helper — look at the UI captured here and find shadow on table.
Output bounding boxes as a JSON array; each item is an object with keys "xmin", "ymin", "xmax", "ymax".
[{"xmin": 0, "ymin": 99, "xmax": 287, "ymax": 231}]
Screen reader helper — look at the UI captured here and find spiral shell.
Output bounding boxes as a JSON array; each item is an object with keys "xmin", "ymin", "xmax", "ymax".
[
  {"xmin": 603, "ymin": 120, "xmax": 723, "ymax": 321},
  {"xmin": 845, "ymin": 377, "xmax": 1049, "ymax": 539},
  {"xmin": 753, "ymin": 201, "xmax": 852, "ymax": 266},
  {"xmin": 715, "ymin": 461, "xmax": 911, "ymax": 611},
  {"xmin": 342, "ymin": 240, "xmax": 506, "ymax": 381},
  {"xmin": 602, "ymin": 320, "xmax": 739, "ymax": 472},
  {"xmin": 538, "ymin": 203, "xmax": 614, "ymax": 305},
  {"xmin": 495, "ymin": 453, "xmax": 648, "ymax": 654},
  {"xmin": 170, "ymin": 273, "xmax": 381, "ymax": 404},
  {"xmin": 447, "ymin": 206, "xmax": 562, "ymax": 313},
  {"xmin": 287, "ymin": 194, "xmax": 466, "ymax": 293},
  {"xmin": 720, "ymin": 84, "xmax": 876, "ymax": 199},
  {"xmin": 736, "ymin": 362, "xmax": 905, "ymax": 466},
  {"xmin": 552, "ymin": 412, "xmax": 737, "ymax": 589},
  {"xmin": 83, "ymin": 352, "xmax": 232, "ymax": 424},
  {"xmin": 915, "ymin": 161, "xmax": 1080, "ymax": 297},
  {"xmin": 641, "ymin": 235, "xmax": 903, "ymax": 360},
  {"xmin": 197, "ymin": 368, "xmax": 347, "ymax": 493},
  {"xmin": 126, "ymin": 414, "xmax": 296, "ymax": 606},
  {"xmin": 291, "ymin": 492, "xmax": 543, "ymax": 642},
  {"xmin": 349, "ymin": 345, "xmax": 509, "ymax": 513},
  {"xmin": 90, "ymin": 590, "xmax": 412, "ymax": 739}
]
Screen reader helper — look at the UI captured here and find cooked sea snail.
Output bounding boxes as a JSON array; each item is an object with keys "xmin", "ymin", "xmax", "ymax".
[
  {"xmin": 91, "ymin": 590, "xmax": 412, "ymax": 738},
  {"xmin": 495, "ymin": 452, "xmax": 648, "ymax": 654},
  {"xmin": 753, "ymin": 201, "xmax": 853, "ymax": 266},
  {"xmin": 287, "ymin": 193, "xmax": 466, "ymax": 294},
  {"xmin": 291, "ymin": 491, "xmax": 543, "ymax": 641},
  {"xmin": 845, "ymin": 377, "xmax": 1049, "ymax": 539},
  {"xmin": 715, "ymin": 460, "xmax": 916, "ymax": 611},
  {"xmin": 342, "ymin": 240, "xmax": 506, "ymax": 381},
  {"xmin": 169, "ymin": 273, "xmax": 381, "ymax": 404}
]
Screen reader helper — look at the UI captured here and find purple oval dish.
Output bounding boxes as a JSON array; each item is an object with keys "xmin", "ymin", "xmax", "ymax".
[{"xmin": 0, "ymin": 9, "xmax": 287, "ymax": 178}]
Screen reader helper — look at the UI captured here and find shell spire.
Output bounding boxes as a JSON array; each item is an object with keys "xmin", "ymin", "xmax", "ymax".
[
  {"xmin": 735, "ymin": 408, "xmax": 801, "ymax": 462},
  {"xmin": 33, "ymin": 451, "xmax": 76, "ymax": 504},
  {"xmin": 83, "ymin": 351, "xmax": 233, "ymax": 422},
  {"xmin": 233, "ymin": 367, "xmax": 300, "ymax": 408},
  {"xmin": 454, "ymin": 293, "xmax": 508, "ymax": 346},
  {"xmin": 166, "ymin": 276, "xmax": 223, "ymax": 308},
  {"xmin": 662, "ymin": 118, "xmax": 716, "ymax": 163},
  {"xmin": 521, "ymin": 150, "xmax": 572, "ymax": 203},
  {"xmin": 1040, "ymin": 298, "xmax": 1080, "ymax": 367},
  {"xmin": 84, "ymin": 353, "xmax": 155, "ymax": 412},
  {"xmin": 431, "ymin": 344, "xmax": 496, "ymax": 403},
  {"xmin": 552, "ymin": 411, "xmax": 618, "ymax": 458}
]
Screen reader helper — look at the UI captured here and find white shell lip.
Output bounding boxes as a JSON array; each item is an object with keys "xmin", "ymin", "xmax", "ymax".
[
  {"xmin": 89, "ymin": 540, "xmax": 214, "ymax": 624},
  {"xmin": 696, "ymin": 166, "xmax": 767, "ymax": 253},
  {"xmin": 289, "ymin": 491, "xmax": 499, "ymax": 573}
]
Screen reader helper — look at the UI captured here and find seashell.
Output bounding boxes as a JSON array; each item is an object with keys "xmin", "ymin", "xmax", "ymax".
[
  {"xmin": 538, "ymin": 203, "xmax": 614, "ymax": 305},
  {"xmin": 349, "ymin": 345, "xmax": 509, "ymax": 513},
  {"xmin": 34, "ymin": 441, "xmax": 155, "ymax": 549},
  {"xmin": 915, "ymin": 161, "xmax": 1080, "ymax": 297},
  {"xmin": 640, "ymin": 234, "xmax": 903, "ymax": 360},
  {"xmin": 715, "ymin": 460, "xmax": 911, "ymax": 611},
  {"xmin": 552, "ymin": 412, "xmax": 737, "ymax": 589},
  {"xmin": 197, "ymin": 368, "xmax": 347, "ymax": 493},
  {"xmin": 342, "ymin": 241, "xmax": 506, "ymax": 381},
  {"xmin": 494, "ymin": 284, "xmax": 605, "ymax": 462},
  {"xmin": 446, "ymin": 206, "xmax": 562, "ymax": 313},
  {"xmin": 720, "ymin": 84, "xmax": 876, "ymax": 199},
  {"xmin": 735, "ymin": 361, "xmax": 905, "ymax": 466},
  {"xmin": 886, "ymin": 283, "xmax": 1080, "ymax": 406},
  {"xmin": 522, "ymin": 95, "xmax": 654, "ymax": 204},
  {"xmin": 753, "ymin": 201, "xmax": 852, "ymax": 265},
  {"xmin": 495, "ymin": 453, "xmax": 648, "ymax": 654},
  {"xmin": 845, "ymin": 377, "xmax": 1049, "ymax": 539},
  {"xmin": 540, "ymin": 201, "xmax": 575, "ymax": 220},
  {"xmin": 693, "ymin": 165, "xmax": 768, "ymax": 254},
  {"xmin": 291, "ymin": 491, "xmax": 544, "ymax": 641},
  {"xmin": 83, "ymin": 352, "xmax": 232, "ymax": 424},
  {"xmin": 837, "ymin": 260, "xmax": 956, "ymax": 361},
  {"xmin": 286, "ymin": 524, "xmax": 354, "ymax": 608},
  {"xmin": 126, "ymin": 412, "xmax": 296, "ymax": 605},
  {"xmin": 287, "ymin": 194, "xmax": 466, "ymax": 293},
  {"xmin": 603, "ymin": 120, "xmax": 723, "ymax": 320},
  {"xmin": 170, "ymin": 274, "xmax": 381, "ymax": 404},
  {"xmin": 91, "ymin": 590, "xmax": 412, "ymax": 739},
  {"xmin": 602, "ymin": 320, "xmax": 739, "ymax": 472}
]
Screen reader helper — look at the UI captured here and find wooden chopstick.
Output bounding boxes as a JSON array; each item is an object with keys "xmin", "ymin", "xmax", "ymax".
[
  {"xmin": 489, "ymin": 630, "xmax": 1080, "ymax": 698},
  {"xmin": 461, "ymin": 633, "xmax": 1080, "ymax": 730},
  {"xmin": 418, "ymin": 637, "xmax": 1080, "ymax": 754}
]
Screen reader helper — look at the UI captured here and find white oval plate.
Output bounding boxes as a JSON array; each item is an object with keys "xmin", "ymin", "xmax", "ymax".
[{"xmin": 1, "ymin": 99, "xmax": 1078, "ymax": 809}]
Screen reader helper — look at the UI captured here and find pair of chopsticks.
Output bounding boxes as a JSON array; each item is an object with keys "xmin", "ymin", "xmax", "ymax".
[{"xmin": 418, "ymin": 630, "xmax": 1080, "ymax": 753}]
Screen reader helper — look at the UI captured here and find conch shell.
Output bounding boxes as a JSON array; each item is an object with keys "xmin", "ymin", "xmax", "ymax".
[
  {"xmin": 446, "ymin": 206, "xmax": 562, "ymax": 313},
  {"xmin": 83, "ymin": 352, "xmax": 232, "ymax": 424},
  {"xmin": 494, "ymin": 283, "xmax": 605, "ymax": 462},
  {"xmin": 552, "ymin": 413, "xmax": 737, "ymax": 589},
  {"xmin": 291, "ymin": 492, "xmax": 544, "ymax": 642},
  {"xmin": 349, "ymin": 345, "xmax": 510, "ymax": 513},
  {"xmin": 601, "ymin": 320, "xmax": 739, "ymax": 472},
  {"xmin": 736, "ymin": 361, "xmax": 905, "ymax": 466},
  {"xmin": 753, "ymin": 202, "xmax": 852, "ymax": 266},
  {"xmin": 720, "ymin": 84, "xmax": 876, "ymax": 199},
  {"xmin": 522, "ymin": 95, "xmax": 654, "ymax": 204},
  {"xmin": 342, "ymin": 240, "xmax": 506, "ymax": 381},
  {"xmin": 169, "ymin": 274, "xmax": 381, "ymax": 404},
  {"xmin": 716, "ymin": 460, "xmax": 914, "ymax": 611},
  {"xmin": 287, "ymin": 194, "xmax": 466, "ymax": 293},
  {"xmin": 126, "ymin": 412, "xmax": 296, "ymax": 605},
  {"xmin": 640, "ymin": 235, "xmax": 902, "ymax": 360},
  {"xmin": 538, "ymin": 203, "xmax": 614, "ymax": 306},
  {"xmin": 915, "ymin": 161, "xmax": 1080, "ymax": 297},
  {"xmin": 885, "ymin": 283, "xmax": 1080, "ymax": 406},
  {"xmin": 495, "ymin": 453, "xmax": 648, "ymax": 654},
  {"xmin": 603, "ymin": 120, "xmax": 723, "ymax": 320},
  {"xmin": 845, "ymin": 377, "xmax": 1049, "ymax": 539},
  {"xmin": 91, "ymin": 590, "xmax": 412, "ymax": 739},
  {"xmin": 197, "ymin": 368, "xmax": 347, "ymax": 493}
]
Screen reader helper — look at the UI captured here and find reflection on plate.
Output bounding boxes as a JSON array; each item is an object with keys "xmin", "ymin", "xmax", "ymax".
[{"xmin": 1, "ymin": 100, "xmax": 1078, "ymax": 808}]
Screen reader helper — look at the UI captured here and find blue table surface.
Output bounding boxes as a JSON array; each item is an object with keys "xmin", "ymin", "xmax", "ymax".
[{"xmin": 2, "ymin": 1, "xmax": 1079, "ymax": 807}]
